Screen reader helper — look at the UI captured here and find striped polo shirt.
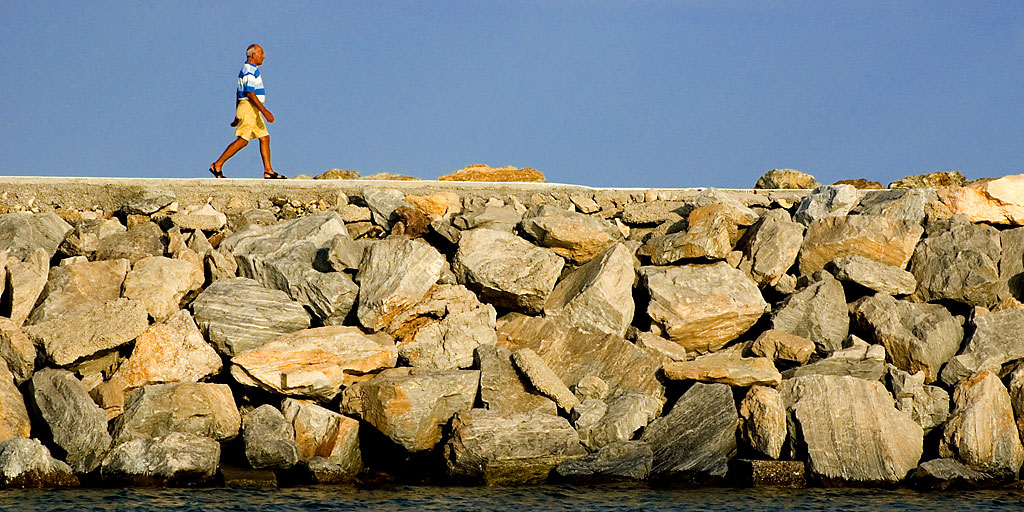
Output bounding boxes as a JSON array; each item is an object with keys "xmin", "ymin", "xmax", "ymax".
[{"xmin": 237, "ymin": 62, "xmax": 266, "ymax": 103}]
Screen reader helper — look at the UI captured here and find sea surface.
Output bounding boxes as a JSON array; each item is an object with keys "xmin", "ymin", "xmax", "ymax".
[{"xmin": 2, "ymin": 485, "xmax": 1022, "ymax": 512}]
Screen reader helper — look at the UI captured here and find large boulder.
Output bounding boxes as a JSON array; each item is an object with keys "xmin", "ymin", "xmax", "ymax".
[
  {"xmin": 122, "ymin": 256, "xmax": 203, "ymax": 322},
  {"xmin": 109, "ymin": 310, "xmax": 222, "ymax": 390},
  {"xmin": 554, "ymin": 441, "xmax": 653, "ymax": 482},
  {"xmin": 640, "ymin": 262, "xmax": 768, "ymax": 354},
  {"xmin": 60, "ymin": 218, "xmax": 125, "ymax": 258},
  {"xmin": 24, "ymin": 297, "xmax": 149, "ymax": 366},
  {"xmin": 341, "ymin": 368, "xmax": 478, "ymax": 452},
  {"xmin": 938, "ymin": 174, "xmax": 1024, "ymax": 225},
  {"xmin": 754, "ymin": 169, "xmax": 820, "ymax": 189},
  {"xmin": 100, "ymin": 432, "xmax": 220, "ymax": 486},
  {"xmin": 638, "ymin": 204, "xmax": 741, "ymax": 263},
  {"xmin": 770, "ymin": 272, "xmax": 848, "ymax": 354},
  {"xmin": 853, "ymin": 188, "xmax": 936, "ymax": 224},
  {"xmin": 751, "ymin": 330, "xmax": 815, "ymax": 366},
  {"xmin": 793, "ymin": 185, "xmax": 859, "ymax": 226},
  {"xmin": 0, "ymin": 438, "xmax": 78, "ymax": 488},
  {"xmin": 0, "ymin": 212, "xmax": 72, "ymax": 262},
  {"xmin": 909, "ymin": 215, "xmax": 1002, "ymax": 307},
  {"xmin": 281, "ymin": 399, "xmax": 361, "ymax": 474},
  {"xmin": 941, "ymin": 308, "xmax": 1024, "ymax": 386},
  {"xmin": 453, "ymin": 228, "xmax": 564, "ymax": 314},
  {"xmin": 576, "ymin": 393, "xmax": 661, "ymax": 452},
  {"xmin": 736, "ymin": 209, "xmax": 804, "ymax": 287},
  {"xmin": 190, "ymin": 277, "xmax": 310, "ymax": 357},
  {"xmin": 444, "ymin": 409, "xmax": 586, "ymax": 485},
  {"xmin": 0, "ymin": 363, "xmax": 29, "ymax": 444},
  {"xmin": 111, "ymin": 382, "xmax": 241, "ymax": 444},
  {"xmin": 94, "ymin": 221, "xmax": 166, "ymax": 264},
  {"xmin": 940, "ymin": 371, "xmax": 1024, "ymax": 479},
  {"xmin": 4, "ymin": 249, "xmax": 49, "ymax": 326},
  {"xmin": 544, "ymin": 243, "xmax": 635, "ymax": 337},
  {"xmin": 782, "ymin": 340, "xmax": 886, "ymax": 381},
  {"xmin": 356, "ymin": 236, "xmax": 445, "ymax": 331},
  {"xmin": 519, "ymin": 205, "xmax": 622, "ymax": 263},
  {"xmin": 782, "ymin": 374, "xmax": 923, "ymax": 484},
  {"xmin": 28, "ymin": 258, "xmax": 129, "ymax": 324},
  {"xmin": 475, "ymin": 345, "xmax": 557, "ymax": 416},
  {"xmin": 0, "ymin": 319, "xmax": 35, "ymax": 384},
  {"xmin": 27, "ymin": 369, "xmax": 111, "ymax": 473},
  {"xmin": 798, "ymin": 215, "xmax": 923, "ymax": 275},
  {"xmin": 826, "ymin": 255, "xmax": 917, "ymax": 296},
  {"xmin": 739, "ymin": 386, "xmax": 786, "ymax": 460},
  {"xmin": 231, "ymin": 326, "xmax": 398, "ymax": 402},
  {"xmin": 242, "ymin": 405, "xmax": 300, "ymax": 470}
]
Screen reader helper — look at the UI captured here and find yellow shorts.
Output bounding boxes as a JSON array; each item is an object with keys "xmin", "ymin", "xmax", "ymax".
[{"xmin": 234, "ymin": 99, "xmax": 269, "ymax": 140}]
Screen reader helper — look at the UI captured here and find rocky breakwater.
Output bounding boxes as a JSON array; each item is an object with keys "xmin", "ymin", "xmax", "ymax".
[{"xmin": 3, "ymin": 169, "xmax": 1024, "ymax": 489}]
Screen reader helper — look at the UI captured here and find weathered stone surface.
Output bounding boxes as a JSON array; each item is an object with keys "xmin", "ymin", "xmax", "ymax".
[
  {"xmin": 0, "ymin": 319, "xmax": 35, "ymax": 384},
  {"xmin": 190, "ymin": 277, "xmax": 310, "ymax": 357},
  {"xmin": 28, "ymin": 369, "xmax": 111, "ymax": 473},
  {"xmin": 640, "ymin": 383, "xmax": 737, "ymax": 481},
  {"xmin": 170, "ymin": 203, "xmax": 226, "ymax": 231},
  {"xmin": 4, "ymin": 249, "xmax": 49, "ymax": 326},
  {"xmin": 29, "ymin": 258, "xmax": 129, "ymax": 324},
  {"xmin": 451, "ymin": 204, "xmax": 525, "ymax": 233},
  {"xmin": 755, "ymin": 169, "xmax": 820, "ymax": 189},
  {"xmin": 356, "ymin": 236, "xmax": 444, "ymax": 331},
  {"xmin": 453, "ymin": 228, "xmax": 564, "ymax": 314},
  {"xmin": 639, "ymin": 204, "xmax": 739, "ymax": 263},
  {"xmin": 836, "ymin": 178, "xmax": 884, "ymax": 190},
  {"xmin": 574, "ymin": 375, "xmax": 609, "ymax": 402},
  {"xmin": 663, "ymin": 348, "xmax": 782, "ymax": 387},
  {"xmin": 890, "ymin": 171, "xmax": 968, "ymax": 189},
  {"xmin": 362, "ymin": 189, "xmax": 408, "ymax": 229},
  {"xmin": 909, "ymin": 215, "xmax": 1001, "ymax": 307},
  {"xmin": 912, "ymin": 458, "xmax": 998, "ymax": 490},
  {"xmin": 475, "ymin": 345, "xmax": 556, "ymax": 416},
  {"xmin": 101, "ymin": 432, "xmax": 220, "ymax": 486},
  {"xmin": 941, "ymin": 307, "xmax": 1024, "ymax": 386},
  {"xmin": 315, "ymin": 168, "xmax": 361, "ymax": 180},
  {"xmin": 60, "ymin": 218, "xmax": 126, "ymax": 258},
  {"xmin": 438, "ymin": 164, "xmax": 546, "ymax": 183},
  {"xmin": 281, "ymin": 399, "xmax": 361, "ymax": 474},
  {"xmin": 544, "ymin": 243, "xmax": 634, "ymax": 337},
  {"xmin": 341, "ymin": 368, "xmax": 478, "ymax": 452},
  {"xmin": 783, "ymin": 374, "xmax": 923, "ymax": 484},
  {"xmin": 122, "ymin": 256, "xmax": 202, "ymax": 322},
  {"xmin": 577, "ymin": 393, "xmax": 660, "ymax": 451},
  {"xmin": 405, "ymin": 192, "xmax": 461, "ymax": 219},
  {"xmin": 938, "ymin": 174, "xmax": 1024, "ymax": 225},
  {"xmin": 634, "ymin": 331, "xmax": 688, "ymax": 362},
  {"xmin": 110, "ymin": 310, "xmax": 221, "ymax": 390},
  {"xmin": 243, "ymin": 405, "xmax": 299, "ymax": 470},
  {"xmin": 327, "ymin": 235, "xmax": 372, "ymax": 271},
  {"xmin": 25, "ymin": 297, "xmax": 148, "ymax": 366},
  {"xmin": 793, "ymin": 185, "xmax": 859, "ymax": 226},
  {"xmin": 94, "ymin": 221, "xmax": 165, "ymax": 264},
  {"xmin": 620, "ymin": 201, "xmax": 686, "ymax": 225},
  {"xmin": 337, "ymin": 204, "xmax": 372, "ymax": 223},
  {"xmin": 940, "ymin": 371, "xmax": 1024, "ymax": 478},
  {"xmin": 554, "ymin": 441, "xmax": 653, "ymax": 482},
  {"xmin": 851, "ymin": 295, "xmax": 962, "ymax": 383},
  {"xmin": 122, "ymin": 191, "xmax": 174, "ymax": 215},
  {"xmin": 770, "ymin": 272, "xmax": 848, "ymax": 353},
  {"xmin": 736, "ymin": 209, "xmax": 804, "ymax": 287},
  {"xmin": 569, "ymin": 194, "xmax": 600, "ymax": 214},
  {"xmin": 0, "ymin": 437, "xmax": 78, "ymax": 488},
  {"xmin": 751, "ymin": 330, "xmax": 815, "ymax": 365},
  {"xmin": 739, "ymin": 386, "xmax": 786, "ymax": 459},
  {"xmin": 641, "ymin": 262, "xmax": 768, "ymax": 354},
  {"xmin": 384, "ymin": 284, "xmax": 496, "ymax": 370},
  {"xmin": 798, "ymin": 215, "xmax": 923, "ymax": 275},
  {"xmin": 998, "ymin": 227, "xmax": 1024, "ymax": 302},
  {"xmin": 519, "ymin": 205, "xmax": 621, "ymax": 263},
  {"xmin": 231, "ymin": 326, "xmax": 398, "ymax": 402},
  {"xmin": 511, "ymin": 348, "xmax": 577, "ymax": 411},
  {"xmin": 782, "ymin": 341, "xmax": 887, "ymax": 381},
  {"xmin": 854, "ymin": 188, "xmax": 936, "ymax": 224},
  {"xmin": 1008, "ymin": 365, "xmax": 1024, "ymax": 444},
  {"xmin": 729, "ymin": 459, "xmax": 806, "ymax": 487},
  {"xmin": 827, "ymin": 255, "xmax": 917, "ymax": 295},
  {"xmin": 889, "ymin": 368, "xmax": 949, "ymax": 433},
  {"xmin": 0, "ymin": 363, "xmax": 29, "ymax": 445},
  {"xmin": 112, "ymin": 382, "xmax": 240, "ymax": 444},
  {"xmin": 445, "ymin": 409, "xmax": 585, "ymax": 485},
  {"xmin": 0, "ymin": 212, "xmax": 72, "ymax": 262}
]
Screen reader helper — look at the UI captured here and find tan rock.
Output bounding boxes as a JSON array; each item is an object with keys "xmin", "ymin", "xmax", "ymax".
[
  {"xmin": 123, "ymin": 256, "xmax": 203, "ymax": 322},
  {"xmin": 889, "ymin": 171, "xmax": 967, "ymax": 189},
  {"xmin": 171, "ymin": 203, "xmax": 227, "ymax": 231},
  {"xmin": 281, "ymin": 398, "xmax": 362, "ymax": 474},
  {"xmin": 544, "ymin": 243, "xmax": 635, "ymax": 337},
  {"xmin": 404, "ymin": 192, "xmax": 461, "ymax": 218},
  {"xmin": 939, "ymin": 174, "xmax": 1024, "ymax": 225},
  {"xmin": 25, "ymin": 298, "xmax": 149, "ymax": 367},
  {"xmin": 439, "ymin": 164, "xmax": 546, "ymax": 183},
  {"xmin": 0, "ymin": 318, "xmax": 35, "ymax": 385},
  {"xmin": 941, "ymin": 371, "xmax": 1024, "ymax": 478},
  {"xmin": 739, "ymin": 386, "xmax": 786, "ymax": 459},
  {"xmin": 111, "ymin": 310, "xmax": 222, "ymax": 390},
  {"xmin": 385, "ymin": 284, "xmax": 496, "ymax": 370},
  {"xmin": 798, "ymin": 215, "xmax": 923, "ymax": 275},
  {"xmin": 634, "ymin": 331, "xmax": 688, "ymax": 362},
  {"xmin": 5, "ymin": 249, "xmax": 49, "ymax": 326},
  {"xmin": 755, "ymin": 169, "xmax": 820, "ymax": 189},
  {"xmin": 112, "ymin": 382, "xmax": 241, "ymax": 443},
  {"xmin": 355, "ymin": 237, "xmax": 445, "ymax": 331},
  {"xmin": 751, "ymin": 330, "xmax": 815, "ymax": 365},
  {"xmin": 512, "ymin": 348, "xmax": 579, "ymax": 411},
  {"xmin": 0, "ymin": 363, "xmax": 30, "ymax": 443},
  {"xmin": 663, "ymin": 348, "xmax": 782, "ymax": 387},
  {"xmin": 639, "ymin": 204, "xmax": 736, "ymax": 263}
]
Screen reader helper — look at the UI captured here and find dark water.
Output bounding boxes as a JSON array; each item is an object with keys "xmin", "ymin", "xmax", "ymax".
[{"xmin": 1, "ymin": 485, "xmax": 1022, "ymax": 512}]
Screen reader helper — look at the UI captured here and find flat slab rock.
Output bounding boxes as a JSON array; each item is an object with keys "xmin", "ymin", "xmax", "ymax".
[{"xmin": 24, "ymin": 297, "xmax": 149, "ymax": 366}]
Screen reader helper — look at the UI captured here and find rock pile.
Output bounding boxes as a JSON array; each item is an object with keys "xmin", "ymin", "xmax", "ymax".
[{"xmin": 2, "ymin": 170, "xmax": 1024, "ymax": 489}]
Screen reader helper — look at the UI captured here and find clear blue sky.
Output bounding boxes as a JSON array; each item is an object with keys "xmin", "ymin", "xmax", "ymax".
[{"xmin": 2, "ymin": 1, "xmax": 1022, "ymax": 188}]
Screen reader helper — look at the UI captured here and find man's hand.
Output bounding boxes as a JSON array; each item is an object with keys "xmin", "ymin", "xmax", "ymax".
[
  {"xmin": 230, "ymin": 117, "xmax": 239, "ymax": 127},
  {"xmin": 264, "ymin": 110, "xmax": 275, "ymax": 123}
]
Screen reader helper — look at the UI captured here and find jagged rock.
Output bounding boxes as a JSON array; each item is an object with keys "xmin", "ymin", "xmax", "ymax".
[
  {"xmin": 337, "ymin": 204, "xmax": 372, "ymax": 223},
  {"xmin": 101, "ymin": 432, "xmax": 220, "ymax": 486},
  {"xmin": 405, "ymin": 192, "xmax": 461, "ymax": 219},
  {"xmin": 315, "ymin": 168, "xmax": 360, "ymax": 180},
  {"xmin": 751, "ymin": 330, "xmax": 815, "ymax": 365},
  {"xmin": 453, "ymin": 228, "xmax": 564, "ymax": 314},
  {"xmin": 782, "ymin": 341, "xmax": 886, "ymax": 381},
  {"xmin": 0, "ymin": 438, "xmax": 78, "ymax": 488},
  {"xmin": 438, "ymin": 164, "xmax": 546, "ymax": 183},
  {"xmin": 122, "ymin": 256, "xmax": 202, "ymax": 322},
  {"xmin": 327, "ymin": 235, "xmax": 372, "ymax": 271},
  {"xmin": 110, "ymin": 310, "xmax": 221, "ymax": 390},
  {"xmin": 755, "ymin": 169, "xmax": 820, "ymax": 189},
  {"xmin": 638, "ymin": 206, "xmax": 734, "ymax": 263},
  {"xmin": 940, "ymin": 371, "xmax": 1024, "ymax": 478},
  {"xmin": 451, "ymin": 204, "xmax": 524, "ymax": 232},
  {"xmin": 729, "ymin": 459, "xmax": 806, "ymax": 487},
  {"xmin": 519, "ymin": 205, "xmax": 622, "ymax": 263},
  {"xmin": 853, "ymin": 188, "xmax": 936, "ymax": 224},
  {"xmin": 475, "ymin": 345, "xmax": 557, "ymax": 416},
  {"xmin": 620, "ymin": 201, "xmax": 686, "ymax": 225},
  {"xmin": 4, "ymin": 249, "xmax": 48, "ymax": 326},
  {"xmin": 554, "ymin": 441, "xmax": 653, "ymax": 482},
  {"xmin": 938, "ymin": 174, "xmax": 1024, "ymax": 225},
  {"xmin": 835, "ymin": 178, "xmax": 883, "ymax": 190},
  {"xmin": 736, "ymin": 209, "xmax": 804, "ymax": 287},
  {"xmin": 783, "ymin": 374, "xmax": 923, "ymax": 484},
  {"xmin": 243, "ymin": 405, "xmax": 299, "ymax": 470},
  {"xmin": 94, "ymin": 221, "xmax": 166, "ymax": 264},
  {"xmin": 112, "ymin": 383, "xmax": 240, "ymax": 444},
  {"xmin": 384, "ymin": 284, "xmax": 495, "ymax": 370},
  {"xmin": 362, "ymin": 189, "xmax": 408, "ymax": 229},
  {"xmin": 640, "ymin": 383, "xmax": 737, "ymax": 482},
  {"xmin": 122, "ymin": 192, "xmax": 174, "ymax": 215},
  {"xmin": 827, "ymin": 255, "xmax": 917, "ymax": 296},
  {"xmin": 231, "ymin": 326, "xmax": 398, "ymax": 402},
  {"xmin": 739, "ymin": 386, "xmax": 786, "ymax": 459},
  {"xmin": 511, "ymin": 348, "xmax": 578, "ymax": 411},
  {"xmin": 24, "ymin": 297, "xmax": 148, "ymax": 367},
  {"xmin": 341, "ymin": 368, "xmax": 478, "ymax": 452},
  {"xmin": 571, "ymin": 398, "xmax": 607, "ymax": 437},
  {"xmin": 798, "ymin": 215, "xmax": 923, "ymax": 276},
  {"xmin": 0, "ymin": 211, "xmax": 72, "ymax": 262},
  {"xmin": 27, "ymin": 369, "xmax": 111, "ymax": 473},
  {"xmin": 912, "ymin": 458, "xmax": 998, "ymax": 490},
  {"xmin": 569, "ymin": 194, "xmax": 600, "ymax": 214},
  {"xmin": 281, "ymin": 399, "xmax": 361, "ymax": 474},
  {"xmin": 793, "ymin": 185, "xmax": 859, "ymax": 226},
  {"xmin": 889, "ymin": 171, "xmax": 967, "ymax": 189},
  {"xmin": 573, "ymin": 375, "xmax": 609, "ymax": 402},
  {"xmin": 909, "ymin": 215, "xmax": 1001, "ymax": 307},
  {"xmin": 633, "ymin": 331, "xmax": 688, "ymax": 362},
  {"xmin": 544, "ymin": 243, "xmax": 634, "ymax": 337},
  {"xmin": 850, "ymin": 295, "xmax": 962, "ymax": 383},
  {"xmin": 663, "ymin": 348, "xmax": 781, "ymax": 387},
  {"xmin": 393, "ymin": 205, "xmax": 433, "ymax": 237},
  {"xmin": 190, "ymin": 277, "xmax": 310, "ymax": 357},
  {"xmin": 1009, "ymin": 365, "xmax": 1024, "ymax": 443},
  {"xmin": 227, "ymin": 208, "xmax": 277, "ymax": 232},
  {"xmin": 941, "ymin": 307, "xmax": 1024, "ymax": 386},
  {"xmin": 356, "ymin": 236, "xmax": 444, "ymax": 331},
  {"xmin": 998, "ymin": 227, "xmax": 1024, "ymax": 301},
  {"xmin": 640, "ymin": 262, "xmax": 768, "ymax": 354},
  {"xmin": 889, "ymin": 367, "xmax": 949, "ymax": 433},
  {"xmin": 770, "ymin": 272, "xmax": 848, "ymax": 353},
  {"xmin": 170, "ymin": 204, "xmax": 226, "ymax": 231},
  {"xmin": 497, "ymin": 315, "xmax": 665, "ymax": 401},
  {"xmin": 0, "ymin": 362, "xmax": 29, "ymax": 445},
  {"xmin": 577, "ymin": 393, "xmax": 660, "ymax": 451},
  {"xmin": 60, "ymin": 218, "xmax": 126, "ymax": 258},
  {"xmin": 30, "ymin": 258, "xmax": 130, "ymax": 324},
  {"xmin": 0, "ymin": 319, "xmax": 34, "ymax": 384},
  {"xmin": 444, "ymin": 409, "xmax": 585, "ymax": 485}
]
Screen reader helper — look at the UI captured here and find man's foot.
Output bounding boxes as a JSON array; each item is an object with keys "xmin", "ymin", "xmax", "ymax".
[
  {"xmin": 263, "ymin": 170, "xmax": 287, "ymax": 179},
  {"xmin": 209, "ymin": 165, "xmax": 225, "ymax": 178}
]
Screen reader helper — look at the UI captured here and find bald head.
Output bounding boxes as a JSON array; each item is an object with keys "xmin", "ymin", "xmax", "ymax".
[{"xmin": 246, "ymin": 44, "xmax": 265, "ymax": 65}]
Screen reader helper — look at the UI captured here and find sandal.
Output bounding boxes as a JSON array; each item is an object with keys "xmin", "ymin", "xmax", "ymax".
[
  {"xmin": 209, "ymin": 165, "xmax": 225, "ymax": 178},
  {"xmin": 264, "ymin": 170, "xmax": 288, "ymax": 179}
]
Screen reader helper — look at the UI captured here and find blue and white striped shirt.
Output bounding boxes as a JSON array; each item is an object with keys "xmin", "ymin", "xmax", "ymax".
[{"xmin": 237, "ymin": 62, "xmax": 265, "ymax": 103}]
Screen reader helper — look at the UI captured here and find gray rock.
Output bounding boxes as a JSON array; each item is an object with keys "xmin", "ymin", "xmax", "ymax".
[
  {"xmin": 101, "ymin": 432, "xmax": 220, "ymax": 486},
  {"xmin": 453, "ymin": 228, "xmax": 564, "ymax": 314},
  {"xmin": 0, "ymin": 212, "xmax": 72, "ymax": 262},
  {"xmin": 60, "ymin": 218, "xmax": 125, "ymax": 258},
  {"xmin": 512, "ymin": 348, "xmax": 578, "ymax": 412},
  {"xmin": 912, "ymin": 458, "xmax": 997, "ymax": 490},
  {"xmin": 452, "ymin": 205, "xmax": 524, "ymax": 232},
  {"xmin": 640, "ymin": 382, "xmax": 737, "ymax": 482},
  {"xmin": 739, "ymin": 386, "xmax": 786, "ymax": 460},
  {"xmin": 94, "ymin": 221, "xmax": 166, "ymax": 264},
  {"xmin": 227, "ymin": 208, "xmax": 278, "ymax": 232},
  {"xmin": 941, "ymin": 308, "xmax": 1024, "ymax": 386},
  {"xmin": 356, "ymin": 236, "xmax": 445, "ymax": 331},
  {"xmin": 998, "ymin": 227, "xmax": 1024, "ymax": 302},
  {"xmin": 341, "ymin": 368, "xmax": 479, "ymax": 452},
  {"xmin": 27, "ymin": 369, "xmax": 111, "ymax": 473},
  {"xmin": 783, "ymin": 374, "xmax": 923, "ymax": 484},
  {"xmin": 242, "ymin": 405, "xmax": 299, "ymax": 470},
  {"xmin": 0, "ymin": 362, "xmax": 29, "ymax": 444},
  {"xmin": 736, "ymin": 209, "xmax": 804, "ymax": 287},
  {"xmin": 770, "ymin": 272, "xmax": 848, "ymax": 353},
  {"xmin": 190, "ymin": 277, "xmax": 310, "ymax": 357},
  {"xmin": 0, "ymin": 438, "xmax": 78, "ymax": 488},
  {"xmin": 122, "ymin": 192, "xmax": 175, "ymax": 215},
  {"xmin": 122, "ymin": 256, "xmax": 202, "ymax": 322},
  {"xmin": 640, "ymin": 262, "xmax": 768, "ymax": 354},
  {"xmin": 24, "ymin": 297, "xmax": 148, "ymax": 367},
  {"xmin": 794, "ymin": 185, "xmax": 860, "ymax": 226},
  {"xmin": 853, "ymin": 188, "xmax": 936, "ymax": 224},
  {"xmin": 782, "ymin": 341, "xmax": 887, "ymax": 381},
  {"xmin": 281, "ymin": 399, "xmax": 361, "ymax": 474},
  {"xmin": 798, "ymin": 215, "xmax": 923, "ymax": 275},
  {"xmin": 327, "ymin": 235, "xmax": 372, "ymax": 271},
  {"xmin": 4, "ymin": 249, "xmax": 49, "ymax": 326},
  {"xmin": 827, "ymin": 255, "xmax": 917, "ymax": 295},
  {"xmin": 755, "ymin": 169, "xmax": 820, "ymax": 190},
  {"xmin": 170, "ymin": 204, "xmax": 226, "ymax": 231},
  {"xmin": 577, "ymin": 393, "xmax": 660, "ymax": 451},
  {"xmin": 362, "ymin": 188, "xmax": 408, "ymax": 229},
  {"xmin": 0, "ymin": 319, "xmax": 35, "ymax": 384},
  {"xmin": 112, "ymin": 382, "xmax": 241, "ymax": 444},
  {"xmin": 385, "ymin": 284, "xmax": 496, "ymax": 370},
  {"xmin": 910, "ymin": 215, "xmax": 1002, "ymax": 307},
  {"xmin": 475, "ymin": 345, "xmax": 557, "ymax": 416},
  {"xmin": 889, "ymin": 367, "xmax": 949, "ymax": 433},
  {"xmin": 519, "ymin": 205, "xmax": 622, "ymax": 264},
  {"xmin": 544, "ymin": 243, "xmax": 635, "ymax": 337},
  {"xmin": 444, "ymin": 409, "xmax": 587, "ymax": 485},
  {"xmin": 940, "ymin": 371, "xmax": 1024, "ymax": 478},
  {"xmin": 554, "ymin": 441, "xmax": 653, "ymax": 482}
]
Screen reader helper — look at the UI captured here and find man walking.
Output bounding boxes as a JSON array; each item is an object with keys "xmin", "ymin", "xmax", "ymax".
[{"xmin": 209, "ymin": 44, "xmax": 287, "ymax": 179}]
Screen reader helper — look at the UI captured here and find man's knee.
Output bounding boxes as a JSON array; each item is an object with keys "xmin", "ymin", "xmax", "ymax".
[
  {"xmin": 235, "ymin": 137, "xmax": 249, "ymax": 147},
  {"xmin": 259, "ymin": 135, "xmax": 270, "ymax": 143}
]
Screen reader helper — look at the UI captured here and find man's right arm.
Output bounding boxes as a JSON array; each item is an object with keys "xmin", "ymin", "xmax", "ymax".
[{"xmin": 245, "ymin": 92, "xmax": 274, "ymax": 123}]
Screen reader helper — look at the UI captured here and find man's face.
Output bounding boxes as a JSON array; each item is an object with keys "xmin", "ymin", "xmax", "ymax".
[{"xmin": 251, "ymin": 46, "xmax": 265, "ymax": 65}]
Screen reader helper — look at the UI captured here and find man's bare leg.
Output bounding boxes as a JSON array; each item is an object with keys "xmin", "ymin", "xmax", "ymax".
[
  {"xmin": 210, "ymin": 137, "xmax": 249, "ymax": 176},
  {"xmin": 258, "ymin": 135, "xmax": 275, "ymax": 176}
]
